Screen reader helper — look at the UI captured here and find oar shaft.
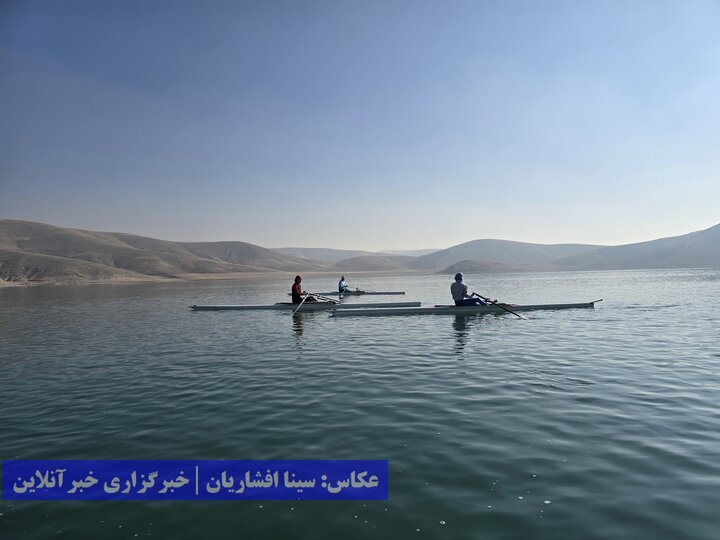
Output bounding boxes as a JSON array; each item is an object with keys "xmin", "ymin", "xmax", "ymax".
[
  {"xmin": 293, "ymin": 292, "xmax": 309, "ymax": 314},
  {"xmin": 473, "ymin": 292, "xmax": 526, "ymax": 320},
  {"xmin": 308, "ymin": 293, "xmax": 340, "ymax": 304}
]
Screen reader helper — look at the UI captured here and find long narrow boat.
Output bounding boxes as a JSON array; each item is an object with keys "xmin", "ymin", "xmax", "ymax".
[
  {"xmin": 190, "ymin": 301, "xmax": 421, "ymax": 311},
  {"xmin": 332, "ymin": 300, "xmax": 602, "ymax": 317},
  {"xmin": 287, "ymin": 290, "xmax": 406, "ymax": 296}
]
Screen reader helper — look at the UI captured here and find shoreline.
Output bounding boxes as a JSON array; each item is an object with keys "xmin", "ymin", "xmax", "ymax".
[
  {"xmin": 2, "ymin": 266, "xmax": 717, "ymax": 289},
  {"xmin": 0, "ymin": 269, "xmax": 433, "ymax": 288}
]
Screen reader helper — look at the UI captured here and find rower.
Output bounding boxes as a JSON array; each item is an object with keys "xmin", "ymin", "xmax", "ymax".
[
  {"xmin": 450, "ymin": 273, "xmax": 486, "ymax": 306},
  {"xmin": 291, "ymin": 275, "xmax": 316, "ymax": 304},
  {"xmin": 338, "ymin": 275, "xmax": 348, "ymax": 294}
]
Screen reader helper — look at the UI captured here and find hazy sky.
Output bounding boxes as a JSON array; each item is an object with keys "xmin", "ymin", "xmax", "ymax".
[{"xmin": 1, "ymin": 1, "xmax": 718, "ymax": 250}]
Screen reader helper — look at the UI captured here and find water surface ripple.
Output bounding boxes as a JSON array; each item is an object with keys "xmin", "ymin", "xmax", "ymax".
[{"xmin": 1, "ymin": 269, "xmax": 719, "ymax": 539}]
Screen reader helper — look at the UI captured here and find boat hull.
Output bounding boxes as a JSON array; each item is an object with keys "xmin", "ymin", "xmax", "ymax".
[
  {"xmin": 332, "ymin": 301, "xmax": 601, "ymax": 316},
  {"xmin": 190, "ymin": 301, "xmax": 421, "ymax": 311},
  {"xmin": 288, "ymin": 291, "xmax": 406, "ymax": 296}
]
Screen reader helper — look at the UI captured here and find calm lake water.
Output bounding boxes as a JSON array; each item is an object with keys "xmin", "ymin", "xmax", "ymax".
[{"xmin": 2, "ymin": 269, "xmax": 720, "ymax": 539}]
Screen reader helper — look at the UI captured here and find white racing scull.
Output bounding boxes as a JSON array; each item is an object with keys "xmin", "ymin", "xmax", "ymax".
[
  {"xmin": 331, "ymin": 300, "xmax": 603, "ymax": 316},
  {"xmin": 287, "ymin": 290, "xmax": 405, "ymax": 296},
  {"xmin": 190, "ymin": 301, "xmax": 421, "ymax": 311}
]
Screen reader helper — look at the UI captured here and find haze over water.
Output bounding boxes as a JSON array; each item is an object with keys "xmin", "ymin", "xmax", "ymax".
[{"xmin": 2, "ymin": 269, "xmax": 720, "ymax": 539}]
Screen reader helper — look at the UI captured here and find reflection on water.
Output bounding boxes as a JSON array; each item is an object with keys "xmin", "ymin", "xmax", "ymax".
[
  {"xmin": 292, "ymin": 313, "xmax": 305, "ymax": 341},
  {"xmin": 452, "ymin": 315, "xmax": 470, "ymax": 352},
  {"xmin": 292, "ymin": 313, "xmax": 307, "ymax": 352},
  {"xmin": 451, "ymin": 314, "xmax": 495, "ymax": 353}
]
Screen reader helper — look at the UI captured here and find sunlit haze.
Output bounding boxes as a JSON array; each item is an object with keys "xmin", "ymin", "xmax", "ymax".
[{"xmin": 1, "ymin": 1, "xmax": 718, "ymax": 250}]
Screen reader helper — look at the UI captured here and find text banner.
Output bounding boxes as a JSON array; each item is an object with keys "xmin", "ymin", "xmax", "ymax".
[{"xmin": 2, "ymin": 460, "xmax": 388, "ymax": 500}]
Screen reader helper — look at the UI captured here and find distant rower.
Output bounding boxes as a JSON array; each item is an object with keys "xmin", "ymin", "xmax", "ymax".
[
  {"xmin": 338, "ymin": 275, "xmax": 348, "ymax": 293},
  {"xmin": 451, "ymin": 273, "xmax": 486, "ymax": 306}
]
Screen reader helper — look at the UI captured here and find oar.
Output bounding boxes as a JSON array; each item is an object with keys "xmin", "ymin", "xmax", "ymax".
[
  {"xmin": 473, "ymin": 292, "xmax": 527, "ymax": 320},
  {"xmin": 308, "ymin": 293, "xmax": 341, "ymax": 304},
  {"xmin": 346, "ymin": 286, "xmax": 370, "ymax": 293},
  {"xmin": 293, "ymin": 292, "xmax": 311, "ymax": 314}
]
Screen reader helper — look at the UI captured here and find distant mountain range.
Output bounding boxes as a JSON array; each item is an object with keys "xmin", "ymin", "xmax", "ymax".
[
  {"xmin": 547, "ymin": 224, "xmax": 720, "ymax": 270},
  {"xmin": 274, "ymin": 247, "xmax": 441, "ymax": 262},
  {"xmin": 1, "ymin": 219, "xmax": 718, "ymax": 285},
  {"xmin": 410, "ymin": 239, "xmax": 605, "ymax": 270},
  {"xmin": 273, "ymin": 247, "xmax": 378, "ymax": 264}
]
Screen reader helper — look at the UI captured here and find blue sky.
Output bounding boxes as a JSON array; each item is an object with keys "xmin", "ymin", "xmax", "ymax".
[{"xmin": 1, "ymin": 0, "xmax": 718, "ymax": 250}]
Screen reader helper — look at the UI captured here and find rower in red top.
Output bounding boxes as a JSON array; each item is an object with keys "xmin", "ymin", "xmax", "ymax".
[{"xmin": 291, "ymin": 275, "xmax": 316, "ymax": 304}]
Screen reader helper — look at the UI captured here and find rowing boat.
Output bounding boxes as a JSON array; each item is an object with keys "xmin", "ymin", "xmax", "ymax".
[
  {"xmin": 336, "ymin": 290, "xmax": 405, "ymax": 295},
  {"xmin": 189, "ymin": 301, "xmax": 421, "ymax": 311},
  {"xmin": 287, "ymin": 290, "xmax": 406, "ymax": 296},
  {"xmin": 332, "ymin": 300, "xmax": 602, "ymax": 316}
]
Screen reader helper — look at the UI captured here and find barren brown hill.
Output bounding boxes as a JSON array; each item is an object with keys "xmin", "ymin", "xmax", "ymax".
[
  {"xmin": 273, "ymin": 247, "xmax": 376, "ymax": 264},
  {"xmin": 411, "ymin": 239, "xmax": 604, "ymax": 270},
  {"xmin": 3, "ymin": 219, "xmax": 718, "ymax": 285},
  {"xmin": 550, "ymin": 223, "xmax": 720, "ymax": 270},
  {"xmin": 437, "ymin": 259, "xmax": 526, "ymax": 274},
  {"xmin": 333, "ymin": 254, "xmax": 417, "ymax": 271},
  {"xmin": 0, "ymin": 220, "xmax": 327, "ymax": 285},
  {"xmin": 0, "ymin": 248, "xmax": 158, "ymax": 284},
  {"xmin": 178, "ymin": 241, "xmax": 324, "ymax": 271}
]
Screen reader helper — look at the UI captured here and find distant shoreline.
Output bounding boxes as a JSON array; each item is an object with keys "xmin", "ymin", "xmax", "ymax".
[
  {"xmin": 4, "ymin": 266, "xmax": 720, "ymax": 289},
  {"xmin": 0, "ymin": 269, "xmax": 432, "ymax": 288},
  {"xmin": 2, "ymin": 219, "xmax": 719, "ymax": 287}
]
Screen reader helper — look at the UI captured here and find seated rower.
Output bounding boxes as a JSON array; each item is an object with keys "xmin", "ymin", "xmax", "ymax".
[
  {"xmin": 291, "ymin": 275, "xmax": 317, "ymax": 304},
  {"xmin": 450, "ymin": 272, "xmax": 486, "ymax": 306},
  {"xmin": 338, "ymin": 275, "xmax": 348, "ymax": 293}
]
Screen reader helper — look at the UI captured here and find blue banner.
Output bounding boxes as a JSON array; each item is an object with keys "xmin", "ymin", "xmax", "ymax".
[{"xmin": 2, "ymin": 460, "xmax": 388, "ymax": 500}]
